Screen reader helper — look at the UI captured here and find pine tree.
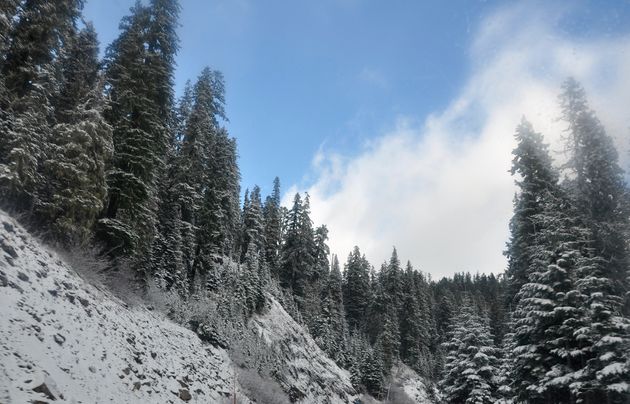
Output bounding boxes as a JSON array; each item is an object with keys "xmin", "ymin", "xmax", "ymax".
[
  {"xmin": 315, "ymin": 255, "xmax": 348, "ymax": 365},
  {"xmin": 558, "ymin": 79, "xmax": 630, "ymax": 402},
  {"xmin": 177, "ymin": 68, "xmax": 238, "ymax": 294},
  {"xmin": 505, "ymin": 118, "xmax": 559, "ymax": 307},
  {"xmin": 241, "ymin": 185, "xmax": 265, "ymax": 260},
  {"xmin": 0, "ymin": 0, "xmax": 84, "ymax": 211},
  {"xmin": 98, "ymin": 0, "xmax": 180, "ymax": 286},
  {"xmin": 39, "ymin": 24, "xmax": 113, "ymax": 245},
  {"xmin": 440, "ymin": 298, "xmax": 501, "ymax": 404},
  {"xmin": 362, "ymin": 342, "xmax": 385, "ymax": 397},
  {"xmin": 342, "ymin": 246, "xmax": 371, "ymax": 331},
  {"xmin": 263, "ymin": 177, "xmax": 283, "ymax": 275},
  {"xmin": 279, "ymin": 193, "xmax": 315, "ymax": 303},
  {"xmin": 400, "ymin": 262, "xmax": 426, "ymax": 373}
]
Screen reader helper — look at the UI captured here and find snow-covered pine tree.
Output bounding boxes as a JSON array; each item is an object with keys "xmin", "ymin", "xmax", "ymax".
[
  {"xmin": 200, "ymin": 125, "xmax": 240, "ymax": 258},
  {"xmin": 400, "ymin": 262, "xmax": 427, "ymax": 374},
  {"xmin": 240, "ymin": 242, "xmax": 264, "ymax": 317},
  {"xmin": 362, "ymin": 341, "xmax": 385, "ymax": 398},
  {"xmin": 263, "ymin": 177, "xmax": 283, "ymax": 275},
  {"xmin": 507, "ymin": 118, "xmax": 588, "ymax": 402},
  {"xmin": 279, "ymin": 193, "xmax": 315, "ymax": 306},
  {"xmin": 315, "ymin": 254, "xmax": 348, "ymax": 365},
  {"xmin": 100, "ymin": 0, "xmax": 179, "ymax": 281},
  {"xmin": 171, "ymin": 68, "xmax": 239, "ymax": 294},
  {"xmin": 241, "ymin": 185, "xmax": 265, "ymax": 261},
  {"xmin": 0, "ymin": 0, "xmax": 20, "ymax": 164},
  {"xmin": 342, "ymin": 246, "xmax": 372, "ymax": 331},
  {"xmin": 40, "ymin": 24, "xmax": 113, "ymax": 245},
  {"xmin": 558, "ymin": 79, "xmax": 630, "ymax": 403},
  {"xmin": 0, "ymin": 0, "xmax": 83, "ymax": 212},
  {"xmin": 505, "ymin": 118, "xmax": 559, "ymax": 308},
  {"xmin": 440, "ymin": 297, "xmax": 501, "ymax": 404}
]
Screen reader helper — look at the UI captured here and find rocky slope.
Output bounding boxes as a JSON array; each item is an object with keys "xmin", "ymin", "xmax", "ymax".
[
  {"xmin": 0, "ymin": 211, "xmax": 250, "ymax": 404},
  {"xmin": 0, "ymin": 210, "xmax": 430, "ymax": 403}
]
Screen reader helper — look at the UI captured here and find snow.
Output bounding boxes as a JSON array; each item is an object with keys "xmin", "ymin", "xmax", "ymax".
[
  {"xmin": 250, "ymin": 298, "xmax": 359, "ymax": 403},
  {"xmin": 599, "ymin": 363, "xmax": 625, "ymax": 377},
  {"xmin": 390, "ymin": 362, "xmax": 433, "ymax": 403},
  {"xmin": 0, "ymin": 211, "xmax": 247, "ymax": 404}
]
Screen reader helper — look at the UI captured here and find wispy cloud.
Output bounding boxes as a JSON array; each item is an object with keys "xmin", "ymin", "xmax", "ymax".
[
  {"xmin": 289, "ymin": 3, "xmax": 630, "ymax": 277},
  {"xmin": 358, "ymin": 67, "xmax": 389, "ymax": 89}
]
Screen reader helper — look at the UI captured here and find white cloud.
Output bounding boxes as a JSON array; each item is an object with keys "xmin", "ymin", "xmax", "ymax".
[{"xmin": 290, "ymin": 3, "xmax": 630, "ymax": 278}]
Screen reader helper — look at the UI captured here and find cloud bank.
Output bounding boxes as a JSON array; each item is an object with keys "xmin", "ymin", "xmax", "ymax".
[{"xmin": 289, "ymin": 3, "xmax": 630, "ymax": 278}]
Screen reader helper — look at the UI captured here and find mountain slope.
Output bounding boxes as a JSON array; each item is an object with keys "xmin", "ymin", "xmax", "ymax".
[
  {"xmin": 0, "ymin": 211, "xmax": 249, "ymax": 404},
  {"xmin": 0, "ymin": 210, "xmax": 431, "ymax": 403}
]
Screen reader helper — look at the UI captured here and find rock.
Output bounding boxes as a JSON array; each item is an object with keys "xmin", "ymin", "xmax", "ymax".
[
  {"xmin": 0, "ymin": 239, "xmax": 18, "ymax": 258},
  {"xmin": 32, "ymin": 378, "xmax": 59, "ymax": 400},
  {"xmin": 151, "ymin": 352, "xmax": 157, "ymax": 359},
  {"xmin": 2, "ymin": 221, "xmax": 14, "ymax": 233},
  {"xmin": 133, "ymin": 381, "xmax": 141, "ymax": 391},
  {"xmin": 0, "ymin": 270, "xmax": 7, "ymax": 287},
  {"xmin": 179, "ymin": 389, "xmax": 192, "ymax": 401},
  {"xmin": 17, "ymin": 271, "xmax": 29, "ymax": 282},
  {"xmin": 77, "ymin": 296, "xmax": 89, "ymax": 307},
  {"xmin": 54, "ymin": 333, "xmax": 66, "ymax": 345},
  {"xmin": 288, "ymin": 386, "xmax": 306, "ymax": 402},
  {"xmin": 89, "ymin": 366, "xmax": 96, "ymax": 373},
  {"xmin": 47, "ymin": 289, "xmax": 58, "ymax": 297}
]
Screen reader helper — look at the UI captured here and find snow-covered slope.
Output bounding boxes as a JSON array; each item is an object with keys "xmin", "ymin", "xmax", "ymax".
[
  {"xmin": 0, "ymin": 212, "xmax": 249, "ymax": 404},
  {"xmin": 0, "ymin": 210, "xmax": 431, "ymax": 403},
  {"xmin": 250, "ymin": 299, "xmax": 357, "ymax": 402},
  {"xmin": 391, "ymin": 363, "xmax": 433, "ymax": 403}
]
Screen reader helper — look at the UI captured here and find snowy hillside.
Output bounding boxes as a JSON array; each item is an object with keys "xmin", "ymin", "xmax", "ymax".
[
  {"xmin": 250, "ymin": 299, "xmax": 357, "ymax": 402},
  {"xmin": 0, "ymin": 211, "xmax": 432, "ymax": 403},
  {"xmin": 0, "ymin": 211, "xmax": 253, "ymax": 404}
]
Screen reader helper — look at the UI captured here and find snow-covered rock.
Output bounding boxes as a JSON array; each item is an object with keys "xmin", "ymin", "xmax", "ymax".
[
  {"xmin": 391, "ymin": 363, "xmax": 434, "ymax": 403},
  {"xmin": 250, "ymin": 299, "xmax": 358, "ymax": 403}
]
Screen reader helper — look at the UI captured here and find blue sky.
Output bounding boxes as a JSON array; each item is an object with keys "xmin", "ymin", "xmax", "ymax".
[
  {"xmin": 84, "ymin": 1, "xmax": 630, "ymax": 275},
  {"xmin": 84, "ymin": 0, "xmax": 508, "ymax": 194}
]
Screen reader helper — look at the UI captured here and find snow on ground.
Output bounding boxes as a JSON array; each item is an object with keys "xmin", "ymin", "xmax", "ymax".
[
  {"xmin": 0, "ymin": 211, "xmax": 249, "ymax": 404},
  {"xmin": 251, "ymin": 298, "xmax": 358, "ymax": 403},
  {"xmin": 391, "ymin": 363, "xmax": 433, "ymax": 403}
]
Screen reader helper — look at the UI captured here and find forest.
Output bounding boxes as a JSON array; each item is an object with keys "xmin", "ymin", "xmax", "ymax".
[{"xmin": 0, "ymin": 1, "xmax": 628, "ymax": 403}]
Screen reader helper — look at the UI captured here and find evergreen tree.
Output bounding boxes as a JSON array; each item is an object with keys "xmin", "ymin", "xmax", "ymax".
[
  {"xmin": 100, "ymin": 0, "xmax": 179, "ymax": 269},
  {"xmin": 558, "ymin": 79, "xmax": 630, "ymax": 402},
  {"xmin": 279, "ymin": 193, "xmax": 315, "ymax": 303},
  {"xmin": 440, "ymin": 298, "xmax": 501, "ymax": 404},
  {"xmin": 315, "ymin": 255, "xmax": 348, "ymax": 365},
  {"xmin": 505, "ymin": 118, "xmax": 559, "ymax": 307},
  {"xmin": 342, "ymin": 246, "xmax": 371, "ymax": 331},
  {"xmin": 263, "ymin": 177, "xmax": 283, "ymax": 275},
  {"xmin": 40, "ymin": 24, "xmax": 113, "ymax": 245},
  {"xmin": 0, "ymin": 0, "xmax": 84, "ymax": 211},
  {"xmin": 241, "ymin": 185, "xmax": 265, "ymax": 260}
]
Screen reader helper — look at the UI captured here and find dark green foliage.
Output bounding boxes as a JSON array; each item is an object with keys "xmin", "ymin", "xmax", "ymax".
[
  {"xmin": 279, "ymin": 193, "xmax": 315, "ymax": 301},
  {"xmin": 263, "ymin": 177, "xmax": 283, "ymax": 274},
  {"xmin": 342, "ymin": 246, "xmax": 372, "ymax": 331}
]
